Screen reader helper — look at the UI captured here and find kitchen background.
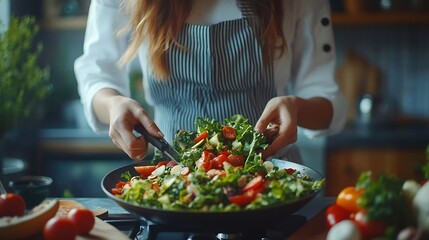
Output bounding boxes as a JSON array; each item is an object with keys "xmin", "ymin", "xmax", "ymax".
[{"xmin": 1, "ymin": 0, "xmax": 428, "ymax": 197}]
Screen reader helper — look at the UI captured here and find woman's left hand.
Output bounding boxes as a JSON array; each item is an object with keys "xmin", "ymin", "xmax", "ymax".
[{"xmin": 255, "ymin": 96, "xmax": 299, "ymax": 158}]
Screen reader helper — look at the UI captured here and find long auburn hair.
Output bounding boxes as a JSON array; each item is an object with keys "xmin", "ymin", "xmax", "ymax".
[{"xmin": 119, "ymin": 0, "xmax": 286, "ymax": 80}]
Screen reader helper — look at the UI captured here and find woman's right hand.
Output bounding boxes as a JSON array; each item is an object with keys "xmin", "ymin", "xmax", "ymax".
[{"xmin": 103, "ymin": 94, "xmax": 163, "ymax": 160}]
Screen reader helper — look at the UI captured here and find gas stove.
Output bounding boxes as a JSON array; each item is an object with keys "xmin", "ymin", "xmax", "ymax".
[
  {"xmin": 70, "ymin": 197, "xmax": 334, "ymax": 240},
  {"xmin": 106, "ymin": 215, "xmax": 306, "ymax": 240}
]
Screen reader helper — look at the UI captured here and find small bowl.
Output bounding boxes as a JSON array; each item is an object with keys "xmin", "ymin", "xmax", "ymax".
[{"xmin": 9, "ymin": 176, "xmax": 53, "ymax": 209}]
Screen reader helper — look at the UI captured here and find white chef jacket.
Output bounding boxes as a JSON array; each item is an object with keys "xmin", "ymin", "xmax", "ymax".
[{"xmin": 74, "ymin": 0, "xmax": 347, "ymax": 139}]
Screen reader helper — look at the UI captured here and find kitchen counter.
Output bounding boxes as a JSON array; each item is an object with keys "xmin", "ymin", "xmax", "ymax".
[
  {"xmin": 63, "ymin": 196, "xmax": 335, "ymax": 240},
  {"xmin": 327, "ymin": 122, "xmax": 429, "ymax": 150}
]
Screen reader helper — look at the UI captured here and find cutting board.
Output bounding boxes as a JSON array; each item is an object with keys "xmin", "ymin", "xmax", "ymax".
[{"xmin": 56, "ymin": 200, "xmax": 130, "ymax": 240}]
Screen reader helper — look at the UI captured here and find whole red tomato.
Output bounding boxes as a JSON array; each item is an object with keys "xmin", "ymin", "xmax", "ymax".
[
  {"xmin": 0, "ymin": 193, "xmax": 26, "ymax": 217},
  {"xmin": 336, "ymin": 186, "xmax": 363, "ymax": 213},
  {"xmin": 325, "ymin": 204, "xmax": 352, "ymax": 228},
  {"xmin": 353, "ymin": 210, "xmax": 387, "ymax": 239},
  {"xmin": 44, "ymin": 217, "xmax": 77, "ymax": 240},
  {"xmin": 67, "ymin": 208, "xmax": 95, "ymax": 235}
]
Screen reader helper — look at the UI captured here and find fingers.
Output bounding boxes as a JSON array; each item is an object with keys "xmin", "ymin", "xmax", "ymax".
[
  {"xmin": 257, "ymin": 96, "xmax": 299, "ymax": 158},
  {"xmin": 108, "ymin": 98, "xmax": 159, "ymax": 160},
  {"xmin": 133, "ymin": 108, "xmax": 164, "ymax": 138},
  {"xmin": 262, "ymin": 129, "xmax": 297, "ymax": 158},
  {"xmin": 109, "ymin": 121, "xmax": 148, "ymax": 160}
]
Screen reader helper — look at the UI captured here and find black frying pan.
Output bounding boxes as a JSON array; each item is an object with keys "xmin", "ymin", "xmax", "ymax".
[{"xmin": 101, "ymin": 159, "xmax": 324, "ymax": 231}]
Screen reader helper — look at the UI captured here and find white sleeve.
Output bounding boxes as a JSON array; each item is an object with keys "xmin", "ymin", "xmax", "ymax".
[
  {"xmin": 74, "ymin": 0, "xmax": 130, "ymax": 132},
  {"xmin": 290, "ymin": 0, "xmax": 347, "ymax": 138}
]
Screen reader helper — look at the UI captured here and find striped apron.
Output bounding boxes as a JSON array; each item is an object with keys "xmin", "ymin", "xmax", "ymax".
[{"xmin": 146, "ymin": 3, "xmax": 276, "ymax": 143}]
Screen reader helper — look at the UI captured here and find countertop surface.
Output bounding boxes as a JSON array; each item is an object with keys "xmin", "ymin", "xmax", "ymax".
[{"xmin": 327, "ymin": 121, "xmax": 429, "ymax": 150}]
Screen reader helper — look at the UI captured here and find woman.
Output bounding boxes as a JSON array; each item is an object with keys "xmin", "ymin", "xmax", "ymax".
[{"xmin": 74, "ymin": 0, "xmax": 347, "ymax": 162}]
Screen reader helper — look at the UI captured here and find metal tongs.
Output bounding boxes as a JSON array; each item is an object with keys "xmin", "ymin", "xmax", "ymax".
[{"xmin": 133, "ymin": 124, "xmax": 181, "ymax": 164}]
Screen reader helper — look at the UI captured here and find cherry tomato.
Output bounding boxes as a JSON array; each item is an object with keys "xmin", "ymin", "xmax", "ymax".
[
  {"xmin": 336, "ymin": 186, "xmax": 363, "ymax": 213},
  {"xmin": 44, "ymin": 217, "xmax": 77, "ymax": 240},
  {"xmin": 0, "ymin": 193, "xmax": 26, "ymax": 217},
  {"xmin": 325, "ymin": 204, "xmax": 352, "ymax": 228},
  {"xmin": 222, "ymin": 126, "xmax": 236, "ymax": 140},
  {"xmin": 134, "ymin": 165, "xmax": 157, "ymax": 178},
  {"xmin": 67, "ymin": 208, "xmax": 95, "ymax": 235},
  {"xmin": 353, "ymin": 210, "xmax": 387, "ymax": 239},
  {"xmin": 226, "ymin": 155, "xmax": 245, "ymax": 167},
  {"xmin": 243, "ymin": 175, "xmax": 263, "ymax": 192},
  {"xmin": 285, "ymin": 168, "xmax": 296, "ymax": 175},
  {"xmin": 194, "ymin": 131, "xmax": 209, "ymax": 143}
]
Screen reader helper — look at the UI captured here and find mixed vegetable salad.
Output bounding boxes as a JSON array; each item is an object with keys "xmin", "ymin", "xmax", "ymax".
[{"xmin": 111, "ymin": 115, "xmax": 324, "ymax": 211}]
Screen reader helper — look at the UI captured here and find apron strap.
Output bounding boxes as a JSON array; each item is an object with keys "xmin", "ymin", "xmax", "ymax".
[
  {"xmin": 236, "ymin": 0, "xmax": 255, "ymax": 17},
  {"xmin": 236, "ymin": 0, "xmax": 263, "ymax": 49}
]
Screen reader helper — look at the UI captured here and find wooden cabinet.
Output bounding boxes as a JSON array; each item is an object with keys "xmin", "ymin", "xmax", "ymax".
[{"xmin": 326, "ymin": 148, "xmax": 426, "ymax": 196}]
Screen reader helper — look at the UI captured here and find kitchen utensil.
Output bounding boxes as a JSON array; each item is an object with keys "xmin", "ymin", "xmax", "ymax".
[
  {"xmin": 101, "ymin": 159, "xmax": 324, "ymax": 231},
  {"xmin": 8, "ymin": 176, "xmax": 52, "ymax": 209},
  {"xmin": 133, "ymin": 124, "xmax": 180, "ymax": 163}
]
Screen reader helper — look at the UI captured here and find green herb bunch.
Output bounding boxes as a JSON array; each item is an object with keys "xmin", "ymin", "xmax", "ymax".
[{"xmin": 0, "ymin": 16, "xmax": 51, "ymax": 138}]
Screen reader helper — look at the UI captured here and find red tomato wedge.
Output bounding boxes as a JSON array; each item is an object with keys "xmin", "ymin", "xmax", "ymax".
[
  {"xmin": 134, "ymin": 165, "xmax": 157, "ymax": 178},
  {"xmin": 194, "ymin": 131, "xmax": 209, "ymax": 143},
  {"xmin": 156, "ymin": 160, "xmax": 170, "ymax": 168},
  {"xmin": 111, "ymin": 188, "xmax": 122, "ymax": 195},
  {"xmin": 243, "ymin": 175, "xmax": 264, "ymax": 192},
  {"xmin": 285, "ymin": 168, "xmax": 296, "ymax": 175},
  {"xmin": 226, "ymin": 155, "xmax": 245, "ymax": 167},
  {"xmin": 228, "ymin": 185, "xmax": 265, "ymax": 207},
  {"xmin": 196, "ymin": 150, "xmax": 214, "ymax": 171},
  {"xmin": 222, "ymin": 126, "xmax": 236, "ymax": 140}
]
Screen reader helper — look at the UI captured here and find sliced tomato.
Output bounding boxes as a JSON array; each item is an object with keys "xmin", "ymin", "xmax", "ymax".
[
  {"xmin": 222, "ymin": 126, "xmax": 236, "ymax": 140},
  {"xmin": 336, "ymin": 186, "xmax": 363, "ymax": 213},
  {"xmin": 226, "ymin": 154, "xmax": 245, "ymax": 167},
  {"xmin": 111, "ymin": 188, "xmax": 122, "ymax": 195},
  {"xmin": 325, "ymin": 204, "xmax": 352, "ymax": 229},
  {"xmin": 211, "ymin": 153, "xmax": 228, "ymax": 169},
  {"xmin": 156, "ymin": 160, "xmax": 170, "ymax": 168},
  {"xmin": 196, "ymin": 150, "xmax": 214, "ymax": 171},
  {"xmin": 134, "ymin": 165, "xmax": 157, "ymax": 178},
  {"xmin": 243, "ymin": 175, "xmax": 264, "ymax": 192},
  {"xmin": 115, "ymin": 181, "xmax": 127, "ymax": 189},
  {"xmin": 228, "ymin": 186, "xmax": 264, "ymax": 207},
  {"xmin": 228, "ymin": 190, "xmax": 256, "ymax": 207},
  {"xmin": 194, "ymin": 131, "xmax": 209, "ymax": 143},
  {"xmin": 353, "ymin": 210, "xmax": 387, "ymax": 239},
  {"xmin": 285, "ymin": 168, "xmax": 296, "ymax": 175}
]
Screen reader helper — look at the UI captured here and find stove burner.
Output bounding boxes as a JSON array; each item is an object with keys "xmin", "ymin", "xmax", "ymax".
[
  {"xmin": 105, "ymin": 214, "xmax": 306, "ymax": 240},
  {"xmin": 133, "ymin": 215, "xmax": 306, "ymax": 240}
]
